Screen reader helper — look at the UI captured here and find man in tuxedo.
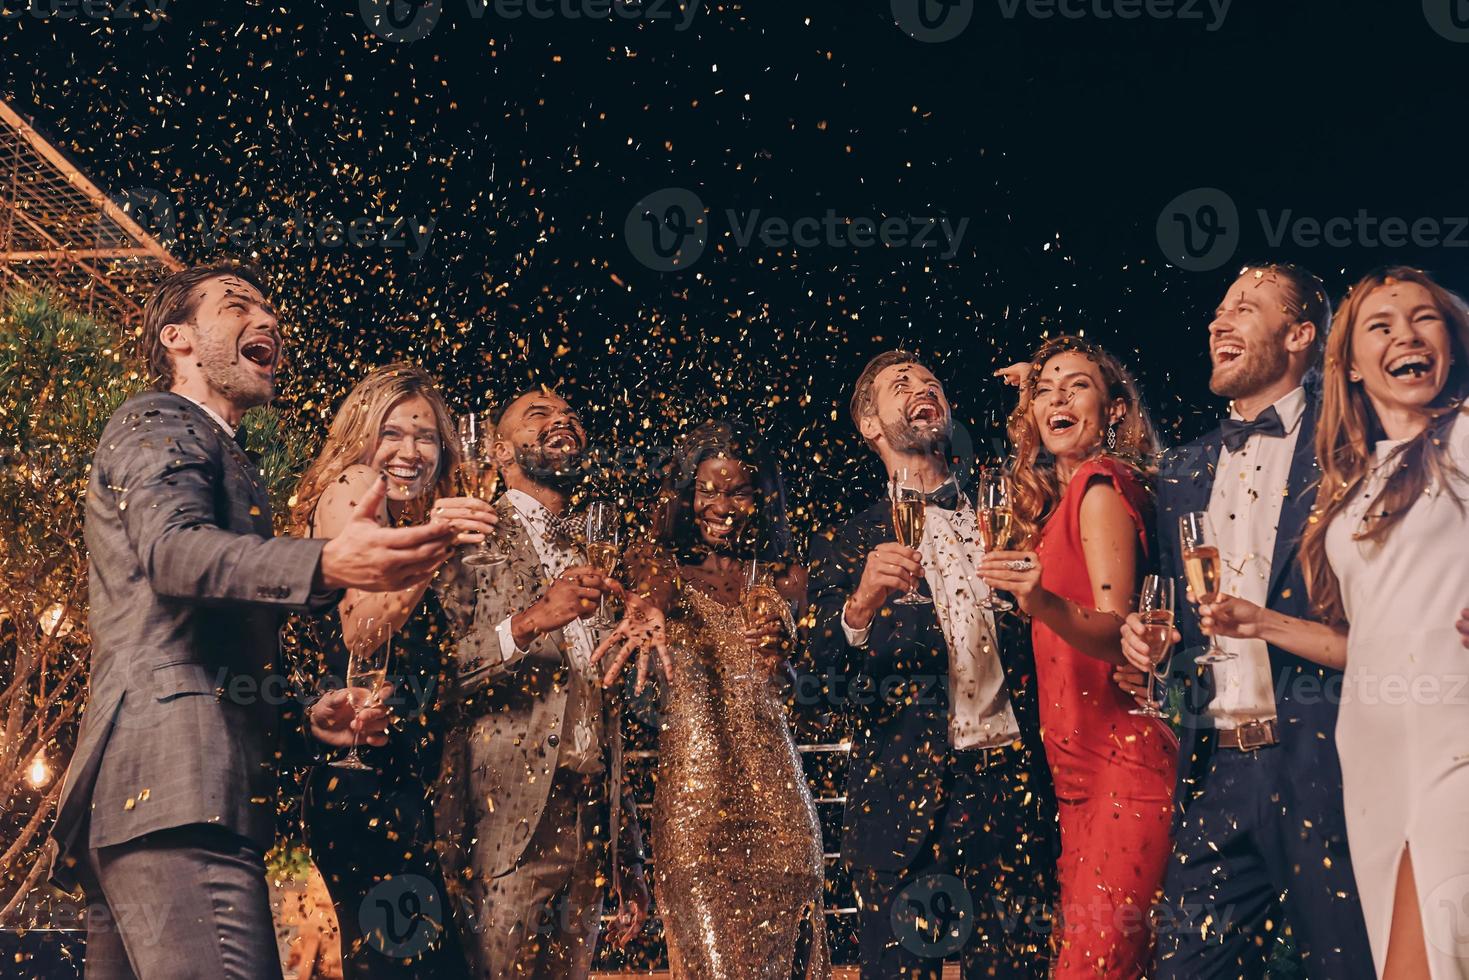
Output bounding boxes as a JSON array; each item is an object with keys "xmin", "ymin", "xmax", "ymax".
[
  {"xmin": 1121, "ymin": 263, "xmax": 1374, "ymax": 979},
  {"xmin": 433, "ymin": 387, "xmax": 649, "ymax": 979},
  {"xmin": 49, "ymin": 264, "xmax": 483, "ymax": 979},
  {"xmin": 809, "ymin": 351, "xmax": 1056, "ymax": 979}
]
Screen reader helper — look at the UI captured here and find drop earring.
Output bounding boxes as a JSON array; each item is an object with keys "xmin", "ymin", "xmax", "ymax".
[{"xmin": 1106, "ymin": 423, "xmax": 1118, "ymax": 451}]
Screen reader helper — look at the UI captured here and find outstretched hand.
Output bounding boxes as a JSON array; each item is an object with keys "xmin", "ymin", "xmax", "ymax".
[
  {"xmin": 1198, "ymin": 594, "xmax": 1266, "ymax": 640},
  {"xmin": 993, "ymin": 361, "xmax": 1034, "ymax": 388},
  {"xmin": 319, "ymin": 473, "xmax": 457, "ymax": 592},
  {"xmin": 591, "ymin": 590, "xmax": 672, "ymax": 693}
]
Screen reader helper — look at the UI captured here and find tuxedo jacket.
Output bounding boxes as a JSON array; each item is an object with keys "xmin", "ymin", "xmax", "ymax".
[
  {"xmin": 1159, "ymin": 398, "xmax": 1350, "ymax": 833},
  {"xmin": 49, "ymin": 392, "xmax": 334, "ymax": 890},
  {"xmin": 808, "ymin": 497, "xmax": 1056, "ymax": 874},
  {"xmin": 432, "ymin": 497, "xmax": 643, "ymax": 885}
]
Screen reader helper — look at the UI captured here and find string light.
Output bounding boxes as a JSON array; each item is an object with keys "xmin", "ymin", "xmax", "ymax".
[{"xmin": 26, "ymin": 751, "xmax": 52, "ymax": 789}]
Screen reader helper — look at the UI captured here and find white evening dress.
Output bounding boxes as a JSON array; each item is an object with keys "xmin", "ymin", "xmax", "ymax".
[{"xmin": 1327, "ymin": 406, "xmax": 1469, "ymax": 978}]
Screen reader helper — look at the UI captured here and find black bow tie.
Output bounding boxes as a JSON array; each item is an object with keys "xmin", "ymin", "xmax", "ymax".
[
  {"xmin": 922, "ymin": 480, "xmax": 961, "ymax": 511},
  {"xmin": 1220, "ymin": 405, "xmax": 1286, "ymax": 453}
]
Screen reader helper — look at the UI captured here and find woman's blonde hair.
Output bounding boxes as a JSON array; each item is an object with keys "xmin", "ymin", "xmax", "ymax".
[
  {"xmin": 290, "ymin": 362, "xmax": 461, "ymax": 534},
  {"xmin": 1006, "ymin": 335, "xmax": 1159, "ymax": 547},
  {"xmin": 1299, "ymin": 267, "xmax": 1469, "ymax": 626}
]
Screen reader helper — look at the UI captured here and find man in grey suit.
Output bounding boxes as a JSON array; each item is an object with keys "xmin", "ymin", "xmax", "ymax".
[
  {"xmin": 48, "ymin": 264, "xmax": 481, "ymax": 980},
  {"xmin": 434, "ymin": 387, "xmax": 650, "ymax": 979}
]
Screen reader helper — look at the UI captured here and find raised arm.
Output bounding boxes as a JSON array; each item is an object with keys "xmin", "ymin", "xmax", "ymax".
[
  {"xmin": 107, "ymin": 402, "xmax": 330, "ymax": 609},
  {"xmin": 1199, "ymin": 596, "xmax": 1348, "ymax": 670}
]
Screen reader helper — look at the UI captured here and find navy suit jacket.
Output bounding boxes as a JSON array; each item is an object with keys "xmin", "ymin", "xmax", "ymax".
[
  {"xmin": 1159, "ymin": 398, "xmax": 1349, "ymax": 837},
  {"xmin": 808, "ymin": 497, "xmax": 1057, "ymax": 874}
]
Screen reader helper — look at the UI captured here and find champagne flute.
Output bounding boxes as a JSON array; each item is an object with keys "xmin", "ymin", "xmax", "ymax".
[
  {"xmin": 1179, "ymin": 511, "xmax": 1234, "ymax": 664},
  {"xmin": 584, "ymin": 500, "xmax": 620, "ymax": 628},
  {"xmin": 1129, "ymin": 574, "xmax": 1177, "ymax": 718},
  {"xmin": 890, "ymin": 470, "xmax": 932, "ymax": 606},
  {"xmin": 976, "ymin": 466, "xmax": 1016, "ymax": 613},
  {"xmin": 737, "ymin": 559, "xmax": 786, "ymax": 682},
  {"xmin": 332, "ymin": 630, "xmax": 392, "ymax": 771},
  {"xmin": 456, "ymin": 413, "xmax": 507, "ymax": 567}
]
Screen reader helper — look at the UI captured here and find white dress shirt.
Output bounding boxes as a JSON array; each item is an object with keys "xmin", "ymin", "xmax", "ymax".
[
  {"xmin": 1205, "ymin": 386, "xmax": 1307, "ymax": 728},
  {"xmin": 494, "ymin": 488, "xmax": 601, "ymax": 772},
  {"xmin": 843, "ymin": 488, "xmax": 1021, "ymax": 750},
  {"xmin": 180, "ymin": 393, "xmax": 235, "ymax": 437}
]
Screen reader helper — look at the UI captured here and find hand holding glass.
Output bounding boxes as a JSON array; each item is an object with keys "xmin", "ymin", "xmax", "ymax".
[
  {"xmin": 1128, "ymin": 574, "xmax": 1176, "ymax": 718},
  {"xmin": 1179, "ymin": 511, "xmax": 1233, "ymax": 664}
]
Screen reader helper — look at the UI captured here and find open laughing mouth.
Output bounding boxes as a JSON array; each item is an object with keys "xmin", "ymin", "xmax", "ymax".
[
  {"xmin": 1386, "ymin": 351, "xmax": 1435, "ymax": 381},
  {"xmin": 385, "ymin": 464, "xmax": 423, "ymax": 483},
  {"xmin": 1213, "ymin": 342, "xmax": 1244, "ymax": 366},
  {"xmin": 541, "ymin": 427, "xmax": 581, "ymax": 452},
  {"xmin": 908, "ymin": 398, "xmax": 943, "ymax": 425},
  {"xmin": 1047, "ymin": 411, "xmax": 1078, "ymax": 433},
  {"xmin": 240, "ymin": 336, "xmax": 277, "ymax": 370}
]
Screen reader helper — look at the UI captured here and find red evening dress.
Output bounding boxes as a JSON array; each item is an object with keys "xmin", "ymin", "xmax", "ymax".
[{"xmin": 1032, "ymin": 455, "xmax": 1176, "ymax": 978}]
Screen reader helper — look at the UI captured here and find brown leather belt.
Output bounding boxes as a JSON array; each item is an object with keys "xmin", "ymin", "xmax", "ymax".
[{"xmin": 1215, "ymin": 718, "xmax": 1279, "ymax": 751}]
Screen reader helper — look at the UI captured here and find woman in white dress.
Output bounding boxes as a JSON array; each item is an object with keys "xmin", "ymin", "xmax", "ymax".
[{"xmin": 1196, "ymin": 265, "xmax": 1469, "ymax": 980}]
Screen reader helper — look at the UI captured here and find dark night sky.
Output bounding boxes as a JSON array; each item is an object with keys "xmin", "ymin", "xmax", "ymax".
[{"xmin": 4, "ymin": 0, "xmax": 1467, "ymax": 533}]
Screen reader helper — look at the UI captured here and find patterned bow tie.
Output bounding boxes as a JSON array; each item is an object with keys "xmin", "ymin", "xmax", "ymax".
[
  {"xmin": 545, "ymin": 510, "xmax": 585, "ymax": 544},
  {"xmin": 1220, "ymin": 405, "xmax": 1286, "ymax": 453}
]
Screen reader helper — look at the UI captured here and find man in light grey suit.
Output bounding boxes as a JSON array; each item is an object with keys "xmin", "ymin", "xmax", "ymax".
[
  {"xmin": 49, "ymin": 264, "xmax": 474, "ymax": 980},
  {"xmin": 434, "ymin": 387, "xmax": 650, "ymax": 979}
]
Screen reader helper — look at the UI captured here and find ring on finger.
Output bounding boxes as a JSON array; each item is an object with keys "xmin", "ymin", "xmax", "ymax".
[{"xmin": 1001, "ymin": 557, "xmax": 1034, "ymax": 571}]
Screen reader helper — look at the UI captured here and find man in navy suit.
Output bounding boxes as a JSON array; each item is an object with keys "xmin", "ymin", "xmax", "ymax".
[
  {"xmin": 809, "ymin": 351, "xmax": 1056, "ymax": 979},
  {"xmin": 1121, "ymin": 263, "xmax": 1374, "ymax": 979}
]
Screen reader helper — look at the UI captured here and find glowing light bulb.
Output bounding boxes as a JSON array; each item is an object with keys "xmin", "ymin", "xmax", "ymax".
[{"xmin": 26, "ymin": 751, "xmax": 51, "ymax": 789}]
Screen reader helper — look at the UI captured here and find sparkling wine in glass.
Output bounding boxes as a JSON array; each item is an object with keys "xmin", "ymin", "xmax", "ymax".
[
  {"xmin": 331, "ymin": 631, "xmax": 393, "ymax": 771},
  {"xmin": 976, "ymin": 466, "xmax": 1016, "ymax": 613},
  {"xmin": 1179, "ymin": 511, "xmax": 1233, "ymax": 664},
  {"xmin": 890, "ymin": 470, "xmax": 931, "ymax": 606},
  {"xmin": 737, "ymin": 559, "xmax": 786, "ymax": 682},
  {"xmin": 1129, "ymin": 574, "xmax": 1177, "ymax": 718},
  {"xmin": 456, "ymin": 412, "xmax": 507, "ymax": 567},
  {"xmin": 584, "ymin": 500, "xmax": 620, "ymax": 628}
]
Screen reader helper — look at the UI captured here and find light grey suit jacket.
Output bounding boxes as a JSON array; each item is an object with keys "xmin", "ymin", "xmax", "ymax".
[
  {"xmin": 433, "ymin": 498, "xmax": 642, "ymax": 883},
  {"xmin": 48, "ymin": 391, "xmax": 334, "ymax": 890}
]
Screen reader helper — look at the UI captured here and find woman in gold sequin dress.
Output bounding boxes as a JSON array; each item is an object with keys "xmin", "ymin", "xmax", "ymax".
[{"xmin": 631, "ymin": 421, "xmax": 829, "ymax": 979}]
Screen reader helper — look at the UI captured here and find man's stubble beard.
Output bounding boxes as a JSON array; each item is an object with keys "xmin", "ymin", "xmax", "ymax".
[
  {"xmin": 880, "ymin": 414, "xmax": 951, "ymax": 456},
  {"xmin": 196, "ymin": 334, "xmax": 274, "ymax": 410},
  {"xmin": 1209, "ymin": 341, "xmax": 1290, "ymax": 401},
  {"xmin": 515, "ymin": 444, "xmax": 584, "ymax": 491}
]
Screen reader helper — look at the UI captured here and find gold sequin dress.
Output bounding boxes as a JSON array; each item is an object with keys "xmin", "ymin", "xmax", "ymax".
[{"xmin": 653, "ymin": 582, "xmax": 829, "ymax": 979}]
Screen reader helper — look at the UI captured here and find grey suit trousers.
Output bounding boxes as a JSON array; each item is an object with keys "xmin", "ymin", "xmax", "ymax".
[{"xmin": 79, "ymin": 824, "xmax": 282, "ymax": 980}]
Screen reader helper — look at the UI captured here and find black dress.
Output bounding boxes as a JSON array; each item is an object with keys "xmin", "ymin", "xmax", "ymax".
[{"xmin": 300, "ymin": 585, "xmax": 470, "ymax": 980}]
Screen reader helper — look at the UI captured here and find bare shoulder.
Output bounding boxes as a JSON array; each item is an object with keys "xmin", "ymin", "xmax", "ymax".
[{"xmin": 314, "ymin": 464, "xmax": 383, "ymax": 537}]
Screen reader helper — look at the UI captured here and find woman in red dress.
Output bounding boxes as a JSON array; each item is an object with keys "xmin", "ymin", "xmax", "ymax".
[{"xmin": 981, "ymin": 336, "xmax": 1176, "ymax": 978}]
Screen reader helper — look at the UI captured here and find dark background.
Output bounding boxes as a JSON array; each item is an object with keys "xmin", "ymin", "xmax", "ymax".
[
  {"xmin": 5, "ymin": 0, "xmax": 1467, "ymax": 533},
  {"xmin": 4, "ymin": 0, "xmax": 1467, "ymax": 971}
]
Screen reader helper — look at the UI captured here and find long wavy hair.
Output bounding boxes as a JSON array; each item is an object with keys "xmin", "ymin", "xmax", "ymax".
[
  {"xmin": 290, "ymin": 362, "xmax": 461, "ymax": 534},
  {"xmin": 649, "ymin": 419, "xmax": 794, "ymax": 567},
  {"xmin": 1006, "ymin": 335, "xmax": 1159, "ymax": 547},
  {"xmin": 1299, "ymin": 267, "xmax": 1469, "ymax": 626}
]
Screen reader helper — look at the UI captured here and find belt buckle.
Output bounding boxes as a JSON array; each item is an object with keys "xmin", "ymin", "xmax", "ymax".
[{"xmin": 1236, "ymin": 720, "xmax": 1274, "ymax": 751}]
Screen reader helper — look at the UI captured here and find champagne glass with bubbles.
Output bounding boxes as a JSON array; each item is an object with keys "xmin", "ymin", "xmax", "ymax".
[
  {"xmin": 456, "ymin": 412, "xmax": 507, "ymax": 567},
  {"xmin": 976, "ymin": 466, "xmax": 1017, "ymax": 613},
  {"xmin": 584, "ymin": 501, "xmax": 620, "ymax": 628},
  {"xmin": 890, "ymin": 469, "xmax": 932, "ymax": 606},
  {"xmin": 1129, "ymin": 575, "xmax": 1177, "ymax": 718},
  {"xmin": 1179, "ymin": 512, "xmax": 1234, "ymax": 664}
]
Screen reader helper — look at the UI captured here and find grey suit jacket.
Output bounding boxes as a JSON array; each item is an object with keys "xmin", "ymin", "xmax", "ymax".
[
  {"xmin": 433, "ymin": 498, "xmax": 642, "ymax": 882},
  {"xmin": 48, "ymin": 391, "xmax": 334, "ymax": 890}
]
